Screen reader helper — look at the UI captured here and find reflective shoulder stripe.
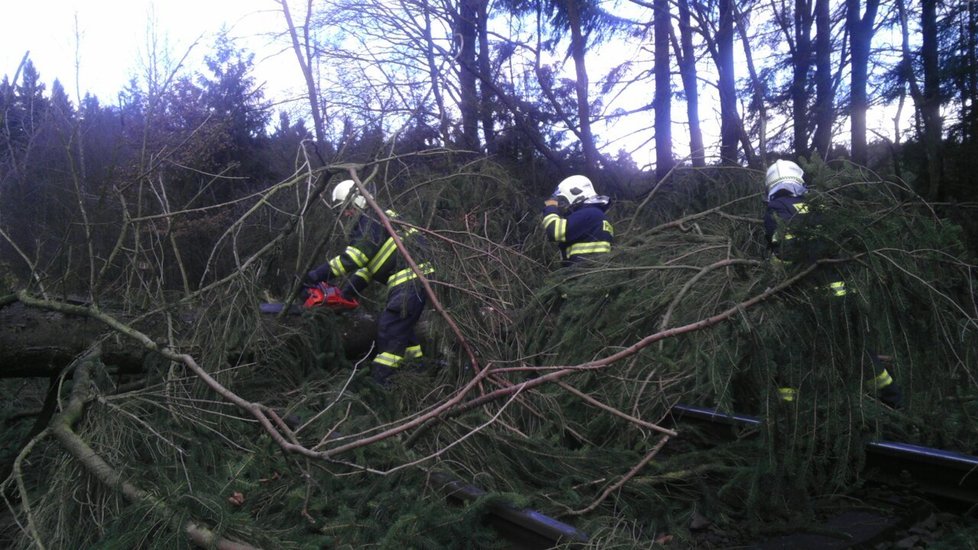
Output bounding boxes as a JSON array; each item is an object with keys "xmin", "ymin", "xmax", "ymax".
[
  {"xmin": 566, "ymin": 241, "xmax": 611, "ymax": 257},
  {"xmin": 794, "ymin": 202, "xmax": 809, "ymax": 214},
  {"xmin": 603, "ymin": 220, "xmax": 614, "ymax": 236},
  {"xmin": 778, "ymin": 387, "xmax": 797, "ymax": 402},
  {"xmin": 869, "ymin": 369, "xmax": 894, "ymax": 390},
  {"xmin": 828, "ymin": 281, "xmax": 847, "ymax": 297}
]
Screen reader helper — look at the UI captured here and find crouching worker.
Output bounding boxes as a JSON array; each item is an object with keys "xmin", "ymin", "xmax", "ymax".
[
  {"xmin": 763, "ymin": 160, "xmax": 903, "ymax": 409},
  {"xmin": 305, "ymin": 179, "xmax": 435, "ymax": 388}
]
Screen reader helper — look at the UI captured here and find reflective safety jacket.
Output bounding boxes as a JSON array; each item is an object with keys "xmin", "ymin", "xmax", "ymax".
[
  {"xmin": 542, "ymin": 203, "xmax": 614, "ymax": 266},
  {"xmin": 764, "ymin": 190, "xmax": 845, "ymax": 295},
  {"xmin": 309, "ymin": 209, "xmax": 434, "ymax": 296}
]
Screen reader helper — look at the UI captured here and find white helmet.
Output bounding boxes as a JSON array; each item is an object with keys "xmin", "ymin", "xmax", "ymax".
[
  {"xmin": 765, "ymin": 160, "xmax": 806, "ymax": 200},
  {"xmin": 552, "ymin": 175, "xmax": 597, "ymax": 206},
  {"xmin": 331, "ymin": 179, "xmax": 366, "ymax": 209}
]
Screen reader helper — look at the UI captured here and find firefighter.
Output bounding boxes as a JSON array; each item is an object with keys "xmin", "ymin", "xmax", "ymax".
[
  {"xmin": 542, "ymin": 175, "xmax": 614, "ymax": 266},
  {"xmin": 305, "ymin": 179, "xmax": 434, "ymax": 387},
  {"xmin": 763, "ymin": 160, "xmax": 903, "ymax": 408}
]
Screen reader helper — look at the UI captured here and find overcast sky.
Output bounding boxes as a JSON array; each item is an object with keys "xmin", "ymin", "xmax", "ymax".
[{"xmin": 2, "ymin": 0, "xmax": 294, "ymax": 104}]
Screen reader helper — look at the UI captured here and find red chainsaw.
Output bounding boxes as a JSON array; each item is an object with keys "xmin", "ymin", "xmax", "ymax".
[{"xmin": 302, "ymin": 282, "xmax": 360, "ymax": 310}]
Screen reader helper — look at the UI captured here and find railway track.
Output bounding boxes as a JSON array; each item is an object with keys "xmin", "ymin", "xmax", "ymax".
[
  {"xmin": 671, "ymin": 404, "xmax": 978, "ymax": 549},
  {"xmin": 670, "ymin": 404, "xmax": 978, "ymax": 507},
  {"xmin": 454, "ymin": 404, "xmax": 977, "ymax": 549}
]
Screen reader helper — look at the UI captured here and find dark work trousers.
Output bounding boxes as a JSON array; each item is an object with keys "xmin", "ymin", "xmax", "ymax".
[
  {"xmin": 371, "ymin": 281, "xmax": 427, "ymax": 382},
  {"xmin": 774, "ymin": 275, "xmax": 902, "ymax": 408}
]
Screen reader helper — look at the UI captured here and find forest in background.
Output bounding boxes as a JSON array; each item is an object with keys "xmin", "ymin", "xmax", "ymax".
[{"xmin": 1, "ymin": 0, "xmax": 977, "ymax": 547}]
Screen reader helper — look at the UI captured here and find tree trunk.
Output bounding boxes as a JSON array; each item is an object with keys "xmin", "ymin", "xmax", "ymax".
[
  {"xmin": 847, "ymin": 0, "xmax": 880, "ymax": 165},
  {"xmin": 969, "ymin": 2, "xmax": 978, "ymax": 143},
  {"xmin": 565, "ymin": 0, "xmax": 600, "ymax": 178},
  {"xmin": 458, "ymin": 0, "xmax": 481, "ymax": 151},
  {"xmin": 792, "ymin": 0, "xmax": 814, "ymax": 158},
  {"xmin": 477, "ymin": 0, "xmax": 497, "ymax": 155},
  {"xmin": 812, "ymin": 0, "xmax": 835, "ymax": 158},
  {"xmin": 717, "ymin": 0, "xmax": 739, "ymax": 164},
  {"xmin": 424, "ymin": 4, "xmax": 451, "ymax": 144},
  {"xmin": 920, "ymin": 0, "xmax": 943, "ymax": 200},
  {"xmin": 279, "ymin": 0, "xmax": 327, "ymax": 150},
  {"xmin": 677, "ymin": 0, "xmax": 705, "ymax": 167},
  {"xmin": 654, "ymin": 0, "xmax": 674, "ymax": 179},
  {"xmin": 0, "ymin": 300, "xmax": 388, "ymax": 378}
]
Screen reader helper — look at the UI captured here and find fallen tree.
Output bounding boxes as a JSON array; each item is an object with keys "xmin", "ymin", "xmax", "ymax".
[
  {"xmin": 2, "ymin": 157, "xmax": 976, "ymax": 549},
  {"xmin": 0, "ymin": 298, "xmax": 388, "ymax": 378}
]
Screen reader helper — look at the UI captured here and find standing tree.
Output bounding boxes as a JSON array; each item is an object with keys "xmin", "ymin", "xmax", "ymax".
[
  {"xmin": 653, "ymin": 0, "xmax": 674, "ymax": 179},
  {"xmin": 846, "ymin": 0, "xmax": 880, "ymax": 165},
  {"xmin": 811, "ymin": 0, "xmax": 835, "ymax": 158},
  {"xmin": 675, "ymin": 0, "xmax": 706, "ymax": 167}
]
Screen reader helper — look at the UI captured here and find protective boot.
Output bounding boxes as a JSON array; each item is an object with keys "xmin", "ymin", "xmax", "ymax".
[
  {"xmin": 878, "ymin": 383, "xmax": 904, "ymax": 409},
  {"xmin": 371, "ymin": 364, "xmax": 396, "ymax": 389}
]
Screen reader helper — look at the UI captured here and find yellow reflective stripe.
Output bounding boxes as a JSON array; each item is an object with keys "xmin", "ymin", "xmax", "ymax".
[
  {"xmin": 368, "ymin": 237, "xmax": 398, "ymax": 274},
  {"xmin": 828, "ymin": 281, "xmax": 847, "ymax": 297},
  {"xmin": 542, "ymin": 213, "xmax": 561, "ymax": 226},
  {"xmin": 345, "ymin": 246, "xmax": 370, "ymax": 268},
  {"xmin": 778, "ymin": 387, "xmax": 797, "ymax": 402},
  {"xmin": 387, "ymin": 263, "xmax": 435, "ymax": 288},
  {"xmin": 869, "ymin": 369, "xmax": 894, "ymax": 390},
  {"xmin": 567, "ymin": 241, "xmax": 611, "ymax": 257},
  {"xmin": 329, "ymin": 256, "xmax": 347, "ymax": 277},
  {"xmin": 405, "ymin": 345, "xmax": 423, "ymax": 359},
  {"xmin": 603, "ymin": 220, "xmax": 614, "ymax": 236},
  {"xmin": 352, "ymin": 267, "xmax": 372, "ymax": 284},
  {"xmin": 542, "ymin": 213, "xmax": 567, "ymax": 242},
  {"xmin": 795, "ymin": 202, "xmax": 809, "ymax": 214},
  {"xmin": 374, "ymin": 352, "xmax": 403, "ymax": 368},
  {"xmin": 366, "ymin": 227, "xmax": 419, "ymax": 275}
]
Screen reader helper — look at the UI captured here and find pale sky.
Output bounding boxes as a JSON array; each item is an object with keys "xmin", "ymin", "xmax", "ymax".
[
  {"xmin": 2, "ymin": 0, "xmax": 295, "ymax": 105},
  {"xmin": 2, "ymin": 1, "xmax": 904, "ymax": 166}
]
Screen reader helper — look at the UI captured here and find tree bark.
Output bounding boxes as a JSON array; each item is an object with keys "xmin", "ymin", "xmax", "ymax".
[
  {"xmin": 0, "ymin": 300, "xmax": 386, "ymax": 378},
  {"xmin": 792, "ymin": 0, "xmax": 814, "ymax": 158},
  {"xmin": 458, "ymin": 0, "xmax": 481, "ymax": 151},
  {"xmin": 812, "ymin": 0, "xmax": 835, "ymax": 158},
  {"xmin": 477, "ymin": 0, "xmax": 497, "ymax": 155},
  {"xmin": 279, "ymin": 0, "xmax": 327, "ymax": 150},
  {"xmin": 717, "ymin": 0, "xmax": 739, "ymax": 164},
  {"xmin": 654, "ymin": 0, "xmax": 674, "ymax": 179},
  {"xmin": 676, "ymin": 0, "xmax": 705, "ymax": 167},
  {"xmin": 846, "ymin": 0, "xmax": 880, "ymax": 165},
  {"xmin": 565, "ymin": 0, "xmax": 601, "ymax": 178},
  {"xmin": 920, "ymin": 0, "xmax": 943, "ymax": 200}
]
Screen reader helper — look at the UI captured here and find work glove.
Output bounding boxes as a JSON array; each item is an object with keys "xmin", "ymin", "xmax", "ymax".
[{"xmin": 306, "ymin": 264, "xmax": 330, "ymax": 285}]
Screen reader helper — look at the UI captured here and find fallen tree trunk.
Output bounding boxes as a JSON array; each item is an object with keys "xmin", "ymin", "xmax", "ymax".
[{"xmin": 0, "ymin": 299, "xmax": 389, "ymax": 378}]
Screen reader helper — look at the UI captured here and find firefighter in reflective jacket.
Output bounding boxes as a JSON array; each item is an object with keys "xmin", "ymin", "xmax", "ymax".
[
  {"xmin": 306, "ymin": 179, "xmax": 434, "ymax": 387},
  {"xmin": 542, "ymin": 175, "xmax": 614, "ymax": 266},
  {"xmin": 764, "ymin": 160, "xmax": 903, "ymax": 408}
]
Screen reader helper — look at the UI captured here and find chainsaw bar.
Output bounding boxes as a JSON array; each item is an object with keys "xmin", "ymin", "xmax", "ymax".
[{"xmin": 259, "ymin": 303, "xmax": 304, "ymax": 315}]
